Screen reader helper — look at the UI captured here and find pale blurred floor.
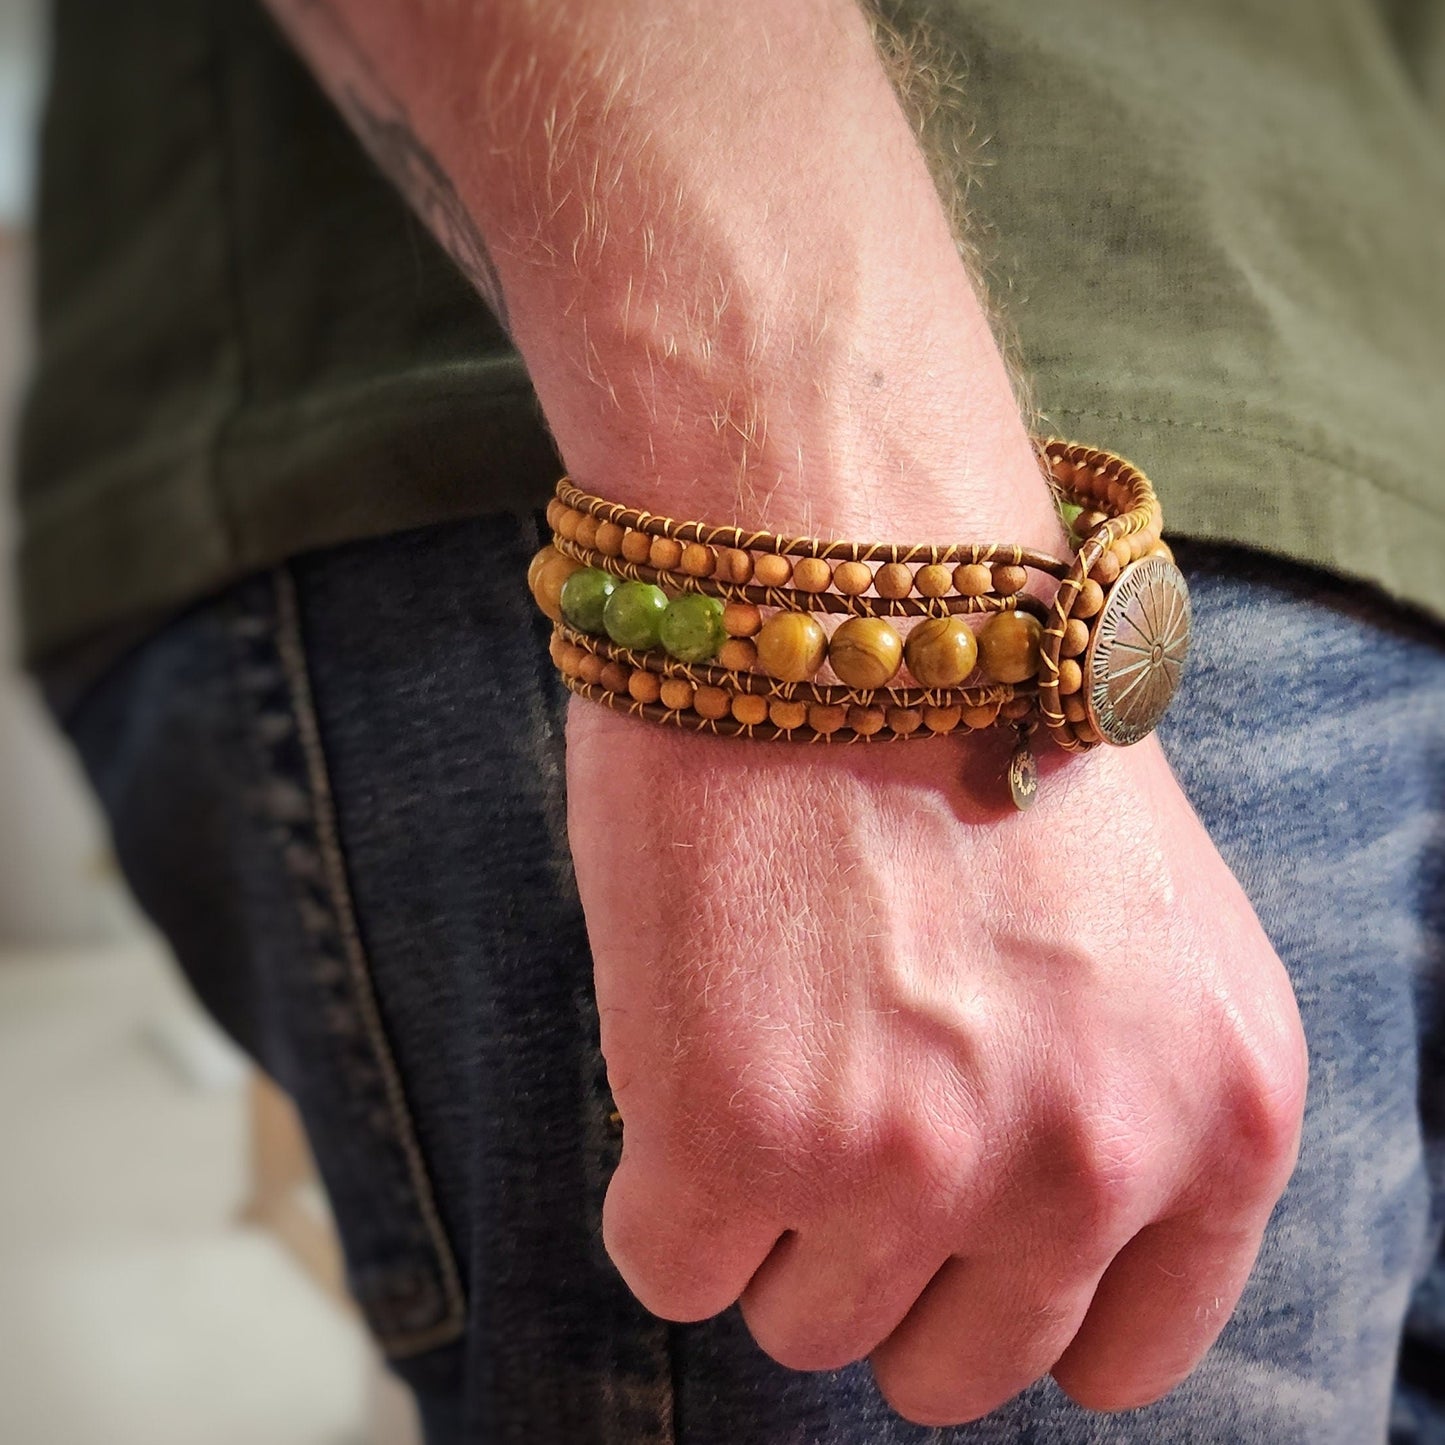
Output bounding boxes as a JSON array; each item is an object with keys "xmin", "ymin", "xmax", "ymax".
[{"xmin": 0, "ymin": 938, "xmax": 392, "ymax": 1445}]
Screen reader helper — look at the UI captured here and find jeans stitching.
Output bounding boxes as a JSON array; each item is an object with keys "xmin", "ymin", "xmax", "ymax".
[{"xmin": 271, "ymin": 564, "xmax": 467, "ymax": 1357}]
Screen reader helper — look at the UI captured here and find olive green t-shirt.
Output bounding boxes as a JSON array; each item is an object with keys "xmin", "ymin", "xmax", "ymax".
[{"xmin": 17, "ymin": 0, "xmax": 1445, "ymax": 660}]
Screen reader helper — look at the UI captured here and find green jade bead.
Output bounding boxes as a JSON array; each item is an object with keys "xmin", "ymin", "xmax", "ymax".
[
  {"xmin": 560, "ymin": 567, "xmax": 620, "ymax": 635},
  {"xmin": 659, "ymin": 593, "xmax": 727, "ymax": 663},
  {"xmin": 603, "ymin": 581, "xmax": 670, "ymax": 650}
]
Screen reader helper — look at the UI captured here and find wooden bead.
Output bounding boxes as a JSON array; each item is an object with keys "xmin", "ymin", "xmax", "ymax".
[
  {"xmin": 1000, "ymin": 696, "xmax": 1034, "ymax": 720},
  {"xmin": 923, "ymin": 705, "xmax": 962, "ymax": 734},
  {"xmin": 846, "ymin": 704, "xmax": 887, "ymax": 736},
  {"xmin": 953, "ymin": 562, "xmax": 993, "ymax": 597},
  {"xmin": 1074, "ymin": 508, "xmax": 1109, "ymax": 537},
  {"xmin": 723, "ymin": 601, "xmax": 763, "ymax": 637},
  {"xmin": 577, "ymin": 653, "xmax": 606, "ymax": 686},
  {"xmin": 719, "ymin": 638, "xmax": 758, "ymax": 671},
  {"xmin": 1057, "ymin": 658, "xmax": 1083, "ymax": 695},
  {"xmin": 548, "ymin": 632, "xmax": 567, "ymax": 668},
  {"xmin": 769, "ymin": 699, "xmax": 809, "ymax": 730},
  {"xmin": 828, "ymin": 616, "xmax": 903, "ymax": 689},
  {"xmin": 574, "ymin": 513, "xmax": 601, "ymax": 551},
  {"xmin": 1090, "ymin": 548, "xmax": 1121, "ymax": 586},
  {"xmin": 659, "ymin": 678, "xmax": 695, "ymax": 711},
  {"xmin": 649, "ymin": 536, "xmax": 684, "ymax": 572},
  {"xmin": 886, "ymin": 707, "xmax": 923, "ymax": 736},
  {"xmin": 559, "ymin": 643, "xmax": 586, "ymax": 674},
  {"xmin": 730, "ymin": 693, "xmax": 768, "ymax": 726},
  {"xmin": 1110, "ymin": 538, "xmax": 1133, "ymax": 570},
  {"xmin": 627, "ymin": 670, "xmax": 662, "ymax": 704},
  {"xmin": 833, "ymin": 561, "xmax": 873, "ymax": 595},
  {"xmin": 621, "ymin": 529, "xmax": 652, "ymax": 564},
  {"xmin": 594, "ymin": 520, "xmax": 627, "ymax": 556},
  {"xmin": 904, "ymin": 616, "xmax": 978, "ymax": 688},
  {"xmin": 874, "ymin": 563, "xmax": 913, "ymax": 600},
  {"xmin": 1074, "ymin": 720, "xmax": 1102, "ymax": 744},
  {"xmin": 979, "ymin": 610, "xmax": 1043, "ymax": 684},
  {"xmin": 681, "ymin": 542, "xmax": 717, "ymax": 577},
  {"xmin": 545, "ymin": 497, "xmax": 568, "ymax": 532},
  {"xmin": 793, "ymin": 557, "xmax": 833, "ymax": 593},
  {"xmin": 1073, "ymin": 579, "xmax": 1105, "ymax": 618},
  {"xmin": 961, "ymin": 702, "xmax": 1001, "ymax": 729},
  {"xmin": 1063, "ymin": 694, "xmax": 1089, "ymax": 723},
  {"xmin": 599, "ymin": 661, "xmax": 631, "ymax": 693},
  {"xmin": 693, "ymin": 685, "xmax": 731, "ymax": 720},
  {"xmin": 808, "ymin": 702, "xmax": 849, "ymax": 734},
  {"xmin": 755, "ymin": 611, "xmax": 828, "ymax": 681},
  {"xmin": 717, "ymin": 547, "xmax": 754, "ymax": 584},
  {"xmin": 753, "ymin": 553, "xmax": 793, "ymax": 588},
  {"xmin": 1061, "ymin": 618, "xmax": 1090, "ymax": 657},
  {"xmin": 554, "ymin": 507, "xmax": 583, "ymax": 541},
  {"xmin": 915, "ymin": 564, "xmax": 953, "ymax": 598},
  {"xmin": 527, "ymin": 545, "xmax": 583, "ymax": 623},
  {"xmin": 992, "ymin": 564, "xmax": 1029, "ymax": 596}
]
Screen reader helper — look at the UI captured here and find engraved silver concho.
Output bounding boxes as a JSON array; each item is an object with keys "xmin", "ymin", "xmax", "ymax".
[{"xmin": 1082, "ymin": 555, "xmax": 1192, "ymax": 745}]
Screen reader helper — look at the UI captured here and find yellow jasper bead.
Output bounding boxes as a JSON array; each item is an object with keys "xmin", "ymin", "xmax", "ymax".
[
  {"xmin": 731, "ymin": 694, "xmax": 768, "ymax": 726},
  {"xmin": 681, "ymin": 542, "xmax": 717, "ymax": 577},
  {"xmin": 574, "ymin": 513, "xmax": 601, "ymax": 550},
  {"xmin": 659, "ymin": 678, "xmax": 695, "ymax": 711},
  {"xmin": 961, "ymin": 701, "xmax": 1000, "ymax": 729},
  {"xmin": 904, "ymin": 616, "xmax": 978, "ymax": 688},
  {"xmin": 1057, "ymin": 658, "xmax": 1083, "ymax": 695},
  {"xmin": 1073, "ymin": 579, "xmax": 1105, "ymax": 618},
  {"xmin": 874, "ymin": 563, "xmax": 913, "ymax": 600},
  {"xmin": 828, "ymin": 616, "xmax": 903, "ymax": 689},
  {"xmin": 717, "ymin": 547, "xmax": 754, "ymax": 584},
  {"xmin": 649, "ymin": 536, "xmax": 684, "ymax": 572},
  {"xmin": 627, "ymin": 670, "xmax": 662, "ymax": 704},
  {"xmin": 1061, "ymin": 618, "xmax": 1091, "ymax": 657},
  {"xmin": 693, "ymin": 685, "xmax": 731, "ymax": 720},
  {"xmin": 887, "ymin": 707, "xmax": 923, "ymax": 735},
  {"xmin": 753, "ymin": 554, "xmax": 793, "ymax": 588},
  {"xmin": 527, "ymin": 545, "xmax": 584, "ymax": 623},
  {"xmin": 594, "ymin": 520, "xmax": 627, "ymax": 556},
  {"xmin": 991, "ymin": 564, "xmax": 1029, "ymax": 596},
  {"xmin": 953, "ymin": 563, "xmax": 993, "ymax": 597},
  {"xmin": 620, "ymin": 529, "xmax": 652, "ymax": 564},
  {"xmin": 808, "ymin": 703, "xmax": 849, "ymax": 734},
  {"xmin": 755, "ymin": 611, "xmax": 828, "ymax": 682},
  {"xmin": 718, "ymin": 638, "xmax": 758, "ymax": 671},
  {"xmin": 979, "ymin": 609, "xmax": 1043, "ymax": 684},
  {"xmin": 769, "ymin": 699, "xmax": 809, "ymax": 730},
  {"xmin": 847, "ymin": 704, "xmax": 887, "ymax": 736},
  {"xmin": 923, "ymin": 704, "xmax": 962, "ymax": 734},
  {"xmin": 723, "ymin": 601, "xmax": 763, "ymax": 637}
]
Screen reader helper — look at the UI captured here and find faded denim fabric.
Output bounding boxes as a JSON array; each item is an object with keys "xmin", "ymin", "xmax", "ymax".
[{"xmin": 50, "ymin": 514, "xmax": 1445, "ymax": 1443}]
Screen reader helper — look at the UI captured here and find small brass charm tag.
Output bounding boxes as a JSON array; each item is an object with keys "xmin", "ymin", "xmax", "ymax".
[{"xmin": 1007, "ymin": 734, "xmax": 1039, "ymax": 811}]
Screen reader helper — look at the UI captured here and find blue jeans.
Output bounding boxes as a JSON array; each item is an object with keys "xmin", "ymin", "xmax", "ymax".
[{"xmin": 47, "ymin": 513, "xmax": 1445, "ymax": 1443}]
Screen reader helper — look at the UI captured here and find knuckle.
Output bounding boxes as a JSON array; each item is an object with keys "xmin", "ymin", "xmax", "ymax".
[
  {"xmin": 744, "ymin": 1308, "xmax": 867, "ymax": 1374},
  {"xmin": 869, "ymin": 1367, "xmax": 992, "ymax": 1430},
  {"xmin": 1053, "ymin": 1112, "xmax": 1152, "ymax": 1238},
  {"xmin": 600, "ymin": 1182, "xmax": 734, "ymax": 1323},
  {"xmin": 1223, "ymin": 1038, "xmax": 1308, "ymax": 1181}
]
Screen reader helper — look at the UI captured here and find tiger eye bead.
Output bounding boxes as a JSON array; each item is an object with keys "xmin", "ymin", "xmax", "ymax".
[
  {"xmin": 904, "ymin": 616, "xmax": 979, "ymax": 688},
  {"xmin": 833, "ymin": 561, "xmax": 873, "ymax": 595},
  {"xmin": 1057, "ymin": 658, "xmax": 1083, "ymax": 695},
  {"xmin": 753, "ymin": 553, "xmax": 793, "ymax": 588},
  {"xmin": 723, "ymin": 601, "xmax": 763, "ymax": 637},
  {"xmin": 719, "ymin": 638, "xmax": 758, "ymax": 671},
  {"xmin": 769, "ymin": 699, "xmax": 809, "ymax": 730},
  {"xmin": 828, "ymin": 616, "xmax": 903, "ymax": 689},
  {"xmin": 1061, "ymin": 617, "xmax": 1091, "ymax": 658},
  {"xmin": 1073, "ymin": 579, "xmax": 1105, "ymax": 619},
  {"xmin": 717, "ymin": 547, "xmax": 755, "ymax": 584},
  {"xmin": 874, "ymin": 563, "xmax": 913, "ymax": 600},
  {"xmin": 594, "ymin": 520, "xmax": 627, "ymax": 556},
  {"xmin": 527, "ymin": 545, "xmax": 584, "ymax": 623},
  {"xmin": 793, "ymin": 557, "xmax": 833, "ymax": 593},
  {"xmin": 953, "ymin": 563, "xmax": 993, "ymax": 597},
  {"xmin": 627, "ymin": 670, "xmax": 662, "ymax": 704},
  {"xmin": 681, "ymin": 542, "xmax": 717, "ymax": 577},
  {"xmin": 847, "ymin": 704, "xmax": 887, "ymax": 736},
  {"xmin": 915, "ymin": 564, "xmax": 953, "ymax": 598},
  {"xmin": 992, "ymin": 564, "xmax": 1029, "ymax": 596},
  {"xmin": 978, "ymin": 609, "xmax": 1043, "ymax": 684},
  {"xmin": 755, "ymin": 611, "xmax": 828, "ymax": 681},
  {"xmin": 807, "ymin": 702, "xmax": 849, "ymax": 734},
  {"xmin": 731, "ymin": 694, "xmax": 768, "ymax": 726},
  {"xmin": 923, "ymin": 704, "xmax": 962, "ymax": 734},
  {"xmin": 659, "ymin": 678, "xmax": 695, "ymax": 711},
  {"xmin": 649, "ymin": 536, "xmax": 685, "ymax": 572},
  {"xmin": 693, "ymin": 685, "xmax": 731, "ymax": 720},
  {"xmin": 621, "ymin": 529, "xmax": 653, "ymax": 564}
]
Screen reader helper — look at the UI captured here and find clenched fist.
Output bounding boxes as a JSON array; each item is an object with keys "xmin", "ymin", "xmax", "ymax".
[{"xmin": 567, "ymin": 698, "xmax": 1307, "ymax": 1427}]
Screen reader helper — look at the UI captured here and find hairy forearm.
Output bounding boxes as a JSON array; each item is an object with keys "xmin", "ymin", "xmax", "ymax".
[{"xmin": 264, "ymin": 0, "xmax": 1066, "ymax": 554}]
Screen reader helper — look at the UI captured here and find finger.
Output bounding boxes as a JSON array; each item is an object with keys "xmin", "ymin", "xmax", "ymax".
[
  {"xmin": 1049, "ymin": 1211, "xmax": 1268, "ymax": 1412},
  {"xmin": 602, "ymin": 1151, "xmax": 783, "ymax": 1322},
  {"xmin": 868, "ymin": 1254, "xmax": 1101, "ymax": 1426},
  {"xmin": 738, "ymin": 1221, "xmax": 949, "ymax": 1372}
]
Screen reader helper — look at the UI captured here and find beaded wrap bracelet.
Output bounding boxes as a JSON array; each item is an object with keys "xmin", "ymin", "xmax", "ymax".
[{"xmin": 527, "ymin": 439, "xmax": 1192, "ymax": 810}]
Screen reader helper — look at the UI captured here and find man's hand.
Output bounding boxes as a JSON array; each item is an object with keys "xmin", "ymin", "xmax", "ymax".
[{"xmin": 569, "ymin": 704, "xmax": 1306, "ymax": 1423}]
